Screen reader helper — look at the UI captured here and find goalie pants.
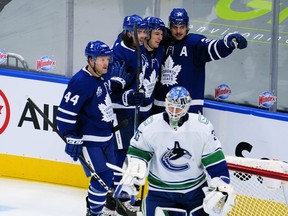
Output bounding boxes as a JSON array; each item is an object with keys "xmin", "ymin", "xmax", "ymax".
[{"xmin": 144, "ymin": 182, "xmax": 208, "ymax": 216}]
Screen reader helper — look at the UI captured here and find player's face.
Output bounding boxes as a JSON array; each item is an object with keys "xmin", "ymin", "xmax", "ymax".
[
  {"xmin": 148, "ymin": 29, "xmax": 163, "ymax": 49},
  {"xmin": 167, "ymin": 106, "xmax": 183, "ymax": 119},
  {"xmin": 135, "ymin": 29, "xmax": 147, "ymax": 45},
  {"xmin": 170, "ymin": 24, "xmax": 187, "ymax": 41},
  {"xmin": 94, "ymin": 56, "xmax": 111, "ymax": 74}
]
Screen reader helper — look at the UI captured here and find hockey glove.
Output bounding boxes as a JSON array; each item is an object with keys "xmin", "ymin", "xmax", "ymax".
[
  {"xmin": 106, "ymin": 156, "xmax": 147, "ymax": 196},
  {"xmin": 202, "ymin": 177, "xmax": 236, "ymax": 216},
  {"xmin": 65, "ymin": 135, "xmax": 83, "ymax": 161},
  {"xmin": 223, "ymin": 33, "xmax": 247, "ymax": 49},
  {"xmin": 122, "ymin": 89, "xmax": 144, "ymax": 106},
  {"xmin": 121, "ymin": 157, "xmax": 147, "ymax": 196},
  {"xmin": 110, "ymin": 61, "xmax": 130, "ymax": 90}
]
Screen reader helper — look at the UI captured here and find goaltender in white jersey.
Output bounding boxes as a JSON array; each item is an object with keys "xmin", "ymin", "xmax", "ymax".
[{"xmin": 113, "ymin": 86, "xmax": 236, "ymax": 216}]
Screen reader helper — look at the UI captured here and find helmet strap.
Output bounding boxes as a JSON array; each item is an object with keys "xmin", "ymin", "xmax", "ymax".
[
  {"xmin": 146, "ymin": 38, "xmax": 154, "ymax": 51},
  {"xmin": 88, "ymin": 57, "xmax": 102, "ymax": 78},
  {"xmin": 92, "ymin": 61, "xmax": 102, "ymax": 77}
]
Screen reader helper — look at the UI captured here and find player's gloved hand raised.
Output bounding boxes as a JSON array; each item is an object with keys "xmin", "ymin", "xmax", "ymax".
[
  {"xmin": 110, "ymin": 61, "xmax": 130, "ymax": 90},
  {"xmin": 122, "ymin": 89, "xmax": 144, "ymax": 106},
  {"xmin": 65, "ymin": 135, "xmax": 83, "ymax": 161},
  {"xmin": 224, "ymin": 33, "xmax": 247, "ymax": 49}
]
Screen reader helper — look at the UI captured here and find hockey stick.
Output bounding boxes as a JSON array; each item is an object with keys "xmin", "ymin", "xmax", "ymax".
[
  {"xmin": 133, "ymin": 22, "xmax": 141, "ymax": 134},
  {"xmin": 26, "ymin": 97, "xmax": 139, "ymax": 216},
  {"xmin": 106, "ymin": 162, "xmax": 126, "ymax": 198},
  {"xmin": 133, "ymin": 22, "xmax": 145, "ymax": 210}
]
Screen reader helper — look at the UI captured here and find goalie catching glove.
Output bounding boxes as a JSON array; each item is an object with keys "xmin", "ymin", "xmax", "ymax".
[{"xmin": 202, "ymin": 177, "xmax": 236, "ymax": 216}]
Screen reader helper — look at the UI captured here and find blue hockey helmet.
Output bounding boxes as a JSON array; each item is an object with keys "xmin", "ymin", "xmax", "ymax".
[
  {"xmin": 85, "ymin": 41, "xmax": 113, "ymax": 59},
  {"xmin": 144, "ymin": 16, "xmax": 166, "ymax": 34},
  {"xmin": 169, "ymin": 8, "xmax": 189, "ymax": 26},
  {"xmin": 165, "ymin": 86, "xmax": 191, "ymax": 128},
  {"xmin": 122, "ymin": 14, "xmax": 147, "ymax": 32}
]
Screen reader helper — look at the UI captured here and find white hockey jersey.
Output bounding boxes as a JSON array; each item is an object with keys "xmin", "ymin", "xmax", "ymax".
[{"xmin": 128, "ymin": 112, "xmax": 229, "ymax": 193}]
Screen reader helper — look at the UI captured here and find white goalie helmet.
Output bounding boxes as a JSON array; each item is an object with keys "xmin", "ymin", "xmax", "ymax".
[{"xmin": 165, "ymin": 86, "xmax": 192, "ymax": 127}]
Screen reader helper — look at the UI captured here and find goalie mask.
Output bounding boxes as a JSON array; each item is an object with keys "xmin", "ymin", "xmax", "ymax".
[{"xmin": 165, "ymin": 86, "xmax": 191, "ymax": 128}]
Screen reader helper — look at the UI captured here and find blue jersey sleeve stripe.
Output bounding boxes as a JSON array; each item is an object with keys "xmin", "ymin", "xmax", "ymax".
[{"xmin": 58, "ymin": 107, "xmax": 77, "ymax": 116}]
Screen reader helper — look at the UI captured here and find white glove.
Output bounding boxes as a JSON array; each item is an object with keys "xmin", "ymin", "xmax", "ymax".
[
  {"xmin": 202, "ymin": 177, "xmax": 236, "ymax": 216},
  {"xmin": 106, "ymin": 156, "xmax": 147, "ymax": 196},
  {"xmin": 121, "ymin": 156, "xmax": 147, "ymax": 186}
]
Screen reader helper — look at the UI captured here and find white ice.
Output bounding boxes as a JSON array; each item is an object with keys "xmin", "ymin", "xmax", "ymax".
[{"xmin": 0, "ymin": 177, "xmax": 87, "ymax": 216}]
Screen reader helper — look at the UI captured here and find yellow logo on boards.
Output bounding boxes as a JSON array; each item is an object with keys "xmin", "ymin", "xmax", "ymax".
[
  {"xmin": 216, "ymin": 0, "xmax": 288, "ymax": 24},
  {"xmin": 189, "ymin": 0, "xmax": 288, "ymax": 45}
]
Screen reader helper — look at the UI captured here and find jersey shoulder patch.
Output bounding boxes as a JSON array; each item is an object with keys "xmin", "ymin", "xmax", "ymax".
[
  {"xmin": 198, "ymin": 114, "xmax": 209, "ymax": 125},
  {"xmin": 143, "ymin": 115, "xmax": 154, "ymax": 126}
]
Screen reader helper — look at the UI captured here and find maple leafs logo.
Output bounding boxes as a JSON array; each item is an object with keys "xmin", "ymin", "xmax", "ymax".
[
  {"xmin": 143, "ymin": 70, "xmax": 157, "ymax": 98},
  {"xmin": 0, "ymin": 105, "xmax": 3, "ymax": 114},
  {"xmin": 98, "ymin": 94, "xmax": 114, "ymax": 122},
  {"xmin": 161, "ymin": 56, "xmax": 181, "ymax": 86},
  {"xmin": 139, "ymin": 58, "xmax": 149, "ymax": 89}
]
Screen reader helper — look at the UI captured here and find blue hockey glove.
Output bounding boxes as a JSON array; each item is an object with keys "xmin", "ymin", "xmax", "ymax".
[
  {"xmin": 223, "ymin": 33, "xmax": 247, "ymax": 49},
  {"xmin": 65, "ymin": 135, "xmax": 83, "ymax": 161},
  {"xmin": 122, "ymin": 89, "xmax": 144, "ymax": 106},
  {"xmin": 110, "ymin": 61, "xmax": 130, "ymax": 90}
]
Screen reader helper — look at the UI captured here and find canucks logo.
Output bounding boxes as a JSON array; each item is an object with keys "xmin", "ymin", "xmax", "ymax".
[{"xmin": 160, "ymin": 141, "xmax": 191, "ymax": 172}]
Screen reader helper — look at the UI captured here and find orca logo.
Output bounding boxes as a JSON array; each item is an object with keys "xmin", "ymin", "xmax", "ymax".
[
  {"xmin": 161, "ymin": 141, "xmax": 192, "ymax": 172},
  {"xmin": 0, "ymin": 89, "xmax": 11, "ymax": 134}
]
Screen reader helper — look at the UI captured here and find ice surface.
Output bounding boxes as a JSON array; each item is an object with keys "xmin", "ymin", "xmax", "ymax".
[{"xmin": 0, "ymin": 177, "xmax": 87, "ymax": 216}]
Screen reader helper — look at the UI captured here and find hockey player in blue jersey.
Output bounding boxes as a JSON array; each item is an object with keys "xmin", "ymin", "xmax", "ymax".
[
  {"xmin": 110, "ymin": 15, "xmax": 166, "ymax": 204},
  {"xmin": 56, "ymin": 41, "xmax": 116, "ymax": 216},
  {"xmin": 153, "ymin": 8, "xmax": 248, "ymax": 114},
  {"xmin": 111, "ymin": 86, "xmax": 235, "ymax": 216}
]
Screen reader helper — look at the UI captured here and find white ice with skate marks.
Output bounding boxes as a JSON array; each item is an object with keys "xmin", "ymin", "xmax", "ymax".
[{"xmin": 0, "ymin": 177, "xmax": 87, "ymax": 216}]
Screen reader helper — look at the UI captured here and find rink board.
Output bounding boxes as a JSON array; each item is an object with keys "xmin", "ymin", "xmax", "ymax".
[{"xmin": 1, "ymin": 69, "xmax": 288, "ymax": 200}]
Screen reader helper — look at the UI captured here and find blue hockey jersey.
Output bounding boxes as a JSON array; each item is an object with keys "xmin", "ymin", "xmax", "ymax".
[
  {"xmin": 111, "ymin": 40, "xmax": 164, "ymax": 149},
  {"xmin": 56, "ymin": 66, "xmax": 114, "ymax": 146},
  {"xmin": 153, "ymin": 33, "xmax": 234, "ymax": 114}
]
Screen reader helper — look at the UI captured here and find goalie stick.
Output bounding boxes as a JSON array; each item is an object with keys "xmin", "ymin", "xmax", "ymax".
[{"xmin": 26, "ymin": 97, "xmax": 140, "ymax": 216}]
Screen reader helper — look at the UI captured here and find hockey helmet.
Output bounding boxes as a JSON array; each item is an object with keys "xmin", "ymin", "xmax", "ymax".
[
  {"xmin": 144, "ymin": 16, "xmax": 166, "ymax": 35},
  {"xmin": 165, "ymin": 86, "xmax": 191, "ymax": 127},
  {"xmin": 122, "ymin": 14, "xmax": 147, "ymax": 32},
  {"xmin": 169, "ymin": 8, "xmax": 189, "ymax": 26},
  {"xmin": 85, "ymin": 41, "xmax": 113, "ymax": 59}
]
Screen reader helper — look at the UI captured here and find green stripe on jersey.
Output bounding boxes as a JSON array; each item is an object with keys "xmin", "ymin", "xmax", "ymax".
[
  {"xmin": 148, "ymin": 173, "xmax": 206, "ymax": 190},
  {"xmin": 127, "ymin": 146, "xmax": 152, "ymax": 162},
  {"xmin": 202, "ymin": 149, "xmax": 225, "ymax": 167}
]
